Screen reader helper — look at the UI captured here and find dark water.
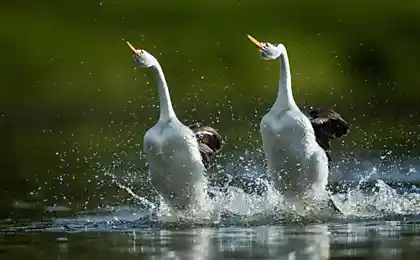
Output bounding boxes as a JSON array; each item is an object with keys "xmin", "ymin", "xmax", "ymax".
[{"xmin": 2, "ymin": 218, "xmax": 420, "ymax": 259}]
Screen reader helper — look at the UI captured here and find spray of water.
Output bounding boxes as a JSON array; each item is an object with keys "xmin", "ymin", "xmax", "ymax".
[
  {"xmin": 55, "ymin": 144, "xmax": 418, "ymax": 231},
  {"xmin": 17, "ymin": 97, "xmax": 420, "ymax": 230}
]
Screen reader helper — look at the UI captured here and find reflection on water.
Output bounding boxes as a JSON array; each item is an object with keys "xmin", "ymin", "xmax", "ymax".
[
  {"xmin": 212, "ymin": 224, "xmax": 330, "ymax": 259},
  {"xmin": 2, "ymin": 220, "xmax": 420, "ymax": 259}
]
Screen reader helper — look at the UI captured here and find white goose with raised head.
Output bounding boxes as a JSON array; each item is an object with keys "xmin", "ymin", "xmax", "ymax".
[
  {"xmin": 127, "ymin": 41, "xmax": 217, "ymax": 214},
  {"xmin": 246, "ymin": 35, "xmax": 340, "ymax": 211}
]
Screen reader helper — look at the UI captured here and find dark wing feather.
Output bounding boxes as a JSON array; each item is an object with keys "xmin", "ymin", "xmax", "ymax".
[
  {"xmin": 197, "ymin": 143, "xmax": 214, "ymax": 169},
  {"xmin": 308, "ymin": 108, "xmax": 349, "ymax": 162},
  {"xmin": 309, "ymin": 108, "xmax": 349, "ymax": 138},
  {"xmin": 189, "ymin": 123, "xmax": 224, "ymax": 169}
]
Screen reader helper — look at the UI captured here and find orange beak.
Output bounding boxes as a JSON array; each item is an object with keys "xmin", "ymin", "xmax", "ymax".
[
  {"xmin": 247, "ymin": 34, "xmax": 263, "ymax": 49},
  {"xmin": 126, "ymin": 41, "xmax": 137, "ymax": 53}
]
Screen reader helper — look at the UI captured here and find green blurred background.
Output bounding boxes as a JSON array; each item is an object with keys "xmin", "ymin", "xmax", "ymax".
[{"xmin": 1, "ymin": 0, "xmax": 420, "ymax": 217}]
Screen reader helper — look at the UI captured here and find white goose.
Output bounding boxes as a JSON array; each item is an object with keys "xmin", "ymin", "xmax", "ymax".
[
  {"xmin": 247, "ymin": 35, "xmax": 339, "ymax": 211},
  {"xmin": 126, "ymin": 41, "xmax": 211, "ymax": 214}
]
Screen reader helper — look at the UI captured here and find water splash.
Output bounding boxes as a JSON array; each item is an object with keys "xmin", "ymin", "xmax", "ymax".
[
  {"xmin": 70, "ymin": 151, "xmax": 420, "ymax": 227},
  {"xmin": 11, "ymin": 144, "xmax": 420, "ymax": 233}
]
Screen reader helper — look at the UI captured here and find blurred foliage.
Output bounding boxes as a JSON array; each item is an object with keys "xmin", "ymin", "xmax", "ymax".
[{"xmin": 1, "ymin": 0, "xmax": 420, "ymax": 214}]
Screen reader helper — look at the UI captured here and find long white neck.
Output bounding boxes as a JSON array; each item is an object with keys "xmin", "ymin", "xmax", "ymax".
[
  {"xmin": 272, "ymin": 46, "xmax": 297, "ymax": 111},
  {"xmin": 150, "ymin": 63, "xmax": 177, "ymax": 122}
]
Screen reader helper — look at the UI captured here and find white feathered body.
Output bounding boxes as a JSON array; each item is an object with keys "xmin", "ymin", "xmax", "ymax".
[
  {"xmin": 144, "ymin": 118, "xmax": 208, "ymax": 212},
  {"xmin": 260, "ymin": 107, "xmax": 330, "ymax": 201}
]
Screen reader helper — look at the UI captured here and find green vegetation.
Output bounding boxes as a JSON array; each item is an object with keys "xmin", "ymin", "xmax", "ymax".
[{"xmin": 1, "ymin": 1, "xmax": 420, "ymax": 214}]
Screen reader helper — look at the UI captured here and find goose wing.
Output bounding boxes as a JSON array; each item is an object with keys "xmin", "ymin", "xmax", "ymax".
[
  {"xmin": 309, "ymin": 108, "xmax": 349, "ymax": 138},
  {"xmin": 189, "ymin": 123, "xmax": 224, "ymax": 169}
]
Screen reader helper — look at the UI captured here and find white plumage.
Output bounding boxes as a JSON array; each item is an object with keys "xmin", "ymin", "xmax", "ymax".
[
  {"xmin": 127, "ymin": 42, "xmax": 209, "ymax": 213},
  {"xmin": 247, "ymin": 35, "xmax": 331, "ymax": 203},
  {"xmin": 260, "ymin": 108, "xmax": 329, "ymax": 201},
  {"xmin": 143, "ymin": 120, "xmax": 209, "ymax": 212}
]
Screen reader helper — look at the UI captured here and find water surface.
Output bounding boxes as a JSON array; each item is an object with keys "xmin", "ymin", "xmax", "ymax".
[{"xmin": 2, "ymin": 218, "xmax": 420, "ymax": 259}]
